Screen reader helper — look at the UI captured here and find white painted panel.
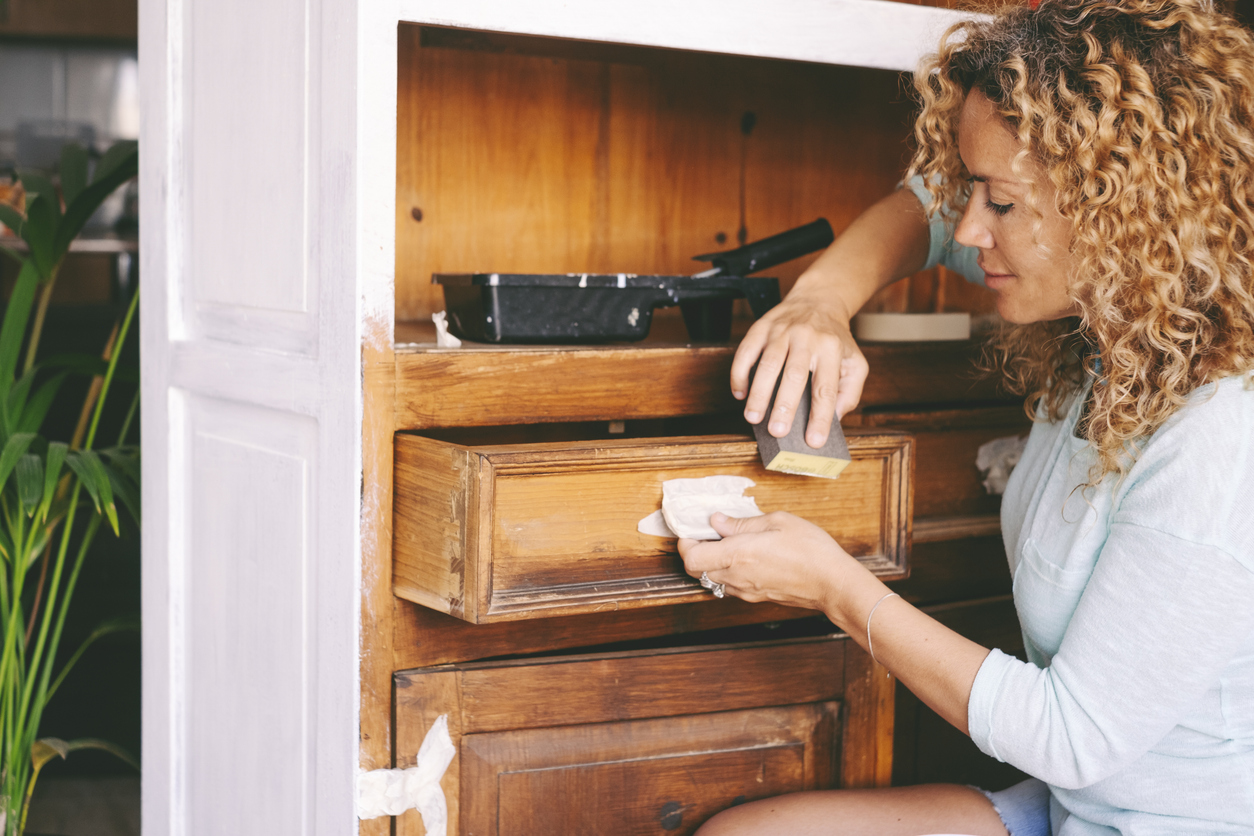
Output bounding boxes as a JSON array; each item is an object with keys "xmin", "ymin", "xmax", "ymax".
[
  {"xmin": 397, "ymin": 0, "xmax": 979, "ymax": 73},
  {"xmin": 181, "ymin": 395, "xmax": 316, "ymax": 836},
  {"xmin": 185, "ymin": 0, "xmax": 312, "ymax": 329}
]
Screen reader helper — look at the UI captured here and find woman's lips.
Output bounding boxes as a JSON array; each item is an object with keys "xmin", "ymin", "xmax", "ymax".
[{"xmin": 979, "ymin": 264, "xmax": 1015, "ymax": 290}]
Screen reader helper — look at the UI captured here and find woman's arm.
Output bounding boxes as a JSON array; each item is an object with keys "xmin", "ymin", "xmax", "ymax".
[
  {"xmin": 679, "ymin": 511, "xmax": 990, "ymax": 733},
  {"xmin": 732, "ymin": 188, "xmax": 933, "ymax": 448}
]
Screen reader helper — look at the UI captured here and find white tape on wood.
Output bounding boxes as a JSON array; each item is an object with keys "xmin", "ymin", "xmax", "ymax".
[{"xmin": 357, "ymin": 714, "xmax": 456, "ymax": 829}]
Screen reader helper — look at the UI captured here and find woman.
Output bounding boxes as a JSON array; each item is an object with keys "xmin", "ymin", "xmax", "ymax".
[{"xmin": 681, "ymin": 0, "xmax": 1254, "ymax": 833}]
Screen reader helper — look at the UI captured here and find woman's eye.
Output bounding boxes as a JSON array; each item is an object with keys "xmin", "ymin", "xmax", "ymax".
[{"xmin": 985, "ymin": 198, "xmax": 1013, "ymax": 217}]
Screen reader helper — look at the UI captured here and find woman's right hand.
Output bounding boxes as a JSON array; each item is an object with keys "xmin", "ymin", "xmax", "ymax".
[
  {"xmin": 730, "ymin": 290, "xmax": 868, "ymax": 449},
  {"xmin": 729, "ymin": 186, "xmax": 935, "ymax": 445}
]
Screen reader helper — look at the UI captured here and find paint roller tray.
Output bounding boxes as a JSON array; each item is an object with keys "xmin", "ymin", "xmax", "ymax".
[{"xmin": 433, "ymin": 273, "xmax": 781, "ymax": 343}]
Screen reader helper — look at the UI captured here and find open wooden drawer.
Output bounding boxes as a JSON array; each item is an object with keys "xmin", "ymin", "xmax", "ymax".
[
  {"xmin": 393, "ymin": 428, "xmax": 913, "ymax": 623},
  {"xmin": 394, "ymin": 634, "xmax": 894, "ymax": 835}
]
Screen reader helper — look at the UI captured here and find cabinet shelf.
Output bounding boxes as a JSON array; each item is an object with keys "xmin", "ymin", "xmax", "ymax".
[{"xmin": 395, "ymin": 321, "xmax": 1013, "ymax": 430}]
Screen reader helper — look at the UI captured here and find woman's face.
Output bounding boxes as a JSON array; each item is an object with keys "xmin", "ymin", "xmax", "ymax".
[{"xmin": 954, "ymin": 91, "xmax": 1081, "ymax": 324}]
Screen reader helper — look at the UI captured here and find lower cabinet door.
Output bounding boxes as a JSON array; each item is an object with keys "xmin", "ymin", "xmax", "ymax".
[{"xmin": 394, "ymin": 634, "xmax": 894, "ymax": 835}]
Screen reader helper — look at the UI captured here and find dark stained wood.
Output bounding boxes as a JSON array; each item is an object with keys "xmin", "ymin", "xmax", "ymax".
[
  {"xmin": 452, "ymin": 640, "xmax": 845, "ymax": 732},
  {"xmin": 889, "ymin": 535, "xmax": 1011, "ymax": 607},
  {"xmin": 848, "ymin": 404, "xmax": 1031, "ymax": 519},
  {"xmin": 391, "ymin": 595, "xmax": 814, "ymax": 671},
  {"xmin": 394, "ymin": 636, "xmax": 887, "ymax": 835},
  {"xmin": 0, "ymin": 0, "xmax": 136, "ymax": 39},
  {"xmin": 892, "ymin": 595, "xmax": 1027, "ymax": 791},
  {"xmin": 393, "ymin": 430, "xmax": 912, "ymax": 622},
  {"xmin": 470, "ymin": 705, "xmax": 836, "ymax": 836},
  {"xmin": 841, "ymin": 647, "xmax": 896, "ymax": 788}
]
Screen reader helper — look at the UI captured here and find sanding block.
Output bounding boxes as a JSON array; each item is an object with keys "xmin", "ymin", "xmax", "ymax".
[{"xmin": 752, "ymin": 376, "xmax": 851, "ymax": 479}]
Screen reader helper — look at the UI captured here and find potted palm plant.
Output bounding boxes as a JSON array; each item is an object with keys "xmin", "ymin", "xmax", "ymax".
[{"xmin": 0, "ymin": 141, "xmax": 140, "ymax": 836}]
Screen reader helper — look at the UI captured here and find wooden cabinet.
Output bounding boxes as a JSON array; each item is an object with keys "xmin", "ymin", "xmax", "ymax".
[
  {"xmin": 393, "ymin": 429, "xmax": 911, "ymax": 622},
  {"xmin": 396, "ymin": 636, "xmax": 893, "ymax": 836},
  {"xmin": 143, "ymin": 0, "xmax": 1013, "ymax": 831},
  {"xmin": 0, "ymin": 0, "xmax": 136, "ymax": 40}
]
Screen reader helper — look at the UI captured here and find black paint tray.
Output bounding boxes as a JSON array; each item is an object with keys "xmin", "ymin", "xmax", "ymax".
[{"xmin": 434, "ymin": 273, "xmax": 782, "ymax": 343}]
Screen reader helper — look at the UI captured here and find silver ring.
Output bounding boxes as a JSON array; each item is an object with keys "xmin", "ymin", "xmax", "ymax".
[
  {"xmin": 699, "ymin": 571, "xmax": 714, "ymax": 589},
  {"xmin": 712, "ymin": 583, "xmax": 726, "ymax": 598}
]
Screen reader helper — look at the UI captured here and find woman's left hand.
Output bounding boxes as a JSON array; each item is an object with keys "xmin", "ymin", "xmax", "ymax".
[{"xmin": 677, "ymin": 511, "xmax": 869, "ymax": 615}]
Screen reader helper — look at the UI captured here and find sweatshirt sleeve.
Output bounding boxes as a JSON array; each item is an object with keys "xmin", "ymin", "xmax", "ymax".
[
  {"xmin": 903, "ymin": 174, "xmax": 984, "ymax": 285},
  {"xmin": 967, "ymin": 382, "xmax": 1254, "ymax": 789}
]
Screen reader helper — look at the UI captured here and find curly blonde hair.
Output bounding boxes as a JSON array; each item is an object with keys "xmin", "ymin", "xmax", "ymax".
[{"xmin": 908, "ymin": 0, "xmax": 1254, "ymax": 482}]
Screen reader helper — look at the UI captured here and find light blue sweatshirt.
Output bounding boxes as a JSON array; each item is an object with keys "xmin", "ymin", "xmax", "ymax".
[{"xmin": 907, "ymin": 176, "xmax": 1254, "ymax": 835}]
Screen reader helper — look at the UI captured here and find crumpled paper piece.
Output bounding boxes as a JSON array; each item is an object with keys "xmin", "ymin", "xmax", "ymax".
[
  {"xmin": 357, "ymin": 714, "xmax": 456, "ymax": 830},
  {"xmin": 637, "ymin": 475, "xmax": 763, "ymax": 540},
  {"xmin": 976, "ymin": 434, "xmax": 1029, "ymax": 495},
  {"xmin": 432, "ymin": 311, "xmax": 462, "ymax": 348}
]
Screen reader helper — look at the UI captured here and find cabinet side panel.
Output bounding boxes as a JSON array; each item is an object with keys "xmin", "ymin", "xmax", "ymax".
[{"xmin": 393, "ymin": 436, "xmax": 474, "ymax": 618}]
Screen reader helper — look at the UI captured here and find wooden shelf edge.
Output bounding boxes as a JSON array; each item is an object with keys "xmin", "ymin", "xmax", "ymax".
[{"xmin": 912, "ymin": 513, "xmax": 1002, "ymax": 544}]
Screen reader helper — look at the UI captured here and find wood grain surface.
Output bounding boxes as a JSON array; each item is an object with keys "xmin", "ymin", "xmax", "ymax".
[
  {"xmin": 841, "ymin": 646, "xmax": 897, "ymax": 788},
  {"xmin": 395, "ymin": 26, "xmax": 919, "ymax": 322},
  {"xmin": 393, "ymin": 337, "xmax": 1015, "ymax": 429},
  {"xmin": 395, "ymin": 636, "xmax": 861, "ymax": 835},
  {"xmin": 468, "ymin": 704, "xmax": 836, "ymax": 836},
  {"xmin": 393, "ymin": 430, "xmax": 911, "ymax": 622}
]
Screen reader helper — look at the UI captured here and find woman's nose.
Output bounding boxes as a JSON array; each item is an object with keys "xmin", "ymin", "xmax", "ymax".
[{"xmin": 954, "ymin": 201, "xmax": 995, "ymax": 250}]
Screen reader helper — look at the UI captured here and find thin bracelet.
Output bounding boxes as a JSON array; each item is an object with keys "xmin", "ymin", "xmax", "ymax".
[{"xmin": 865, "ymin": 592, "xmax": 900, "ymax": 665}]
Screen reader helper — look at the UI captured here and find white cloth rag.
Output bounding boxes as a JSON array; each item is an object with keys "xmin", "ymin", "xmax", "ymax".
[
  {"xmin": 975, "ymin": 434, "xmax": 1028, "ymax": 496},
  {"xmin": 637, "ymin": 475, "xmax": 763, "ymax": 540},
  {"xmin": 432, "ymin": 311, "xmax": 462, "ymax": 348},
  {"xmin": 356, "ymin": 714, "xmax": 456, "ymax": 830}
]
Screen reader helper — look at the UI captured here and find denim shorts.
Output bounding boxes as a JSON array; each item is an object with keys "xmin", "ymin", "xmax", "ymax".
[{"xmin": 974, "ymin": 778, "xmax": 1051, "ymax": 836}]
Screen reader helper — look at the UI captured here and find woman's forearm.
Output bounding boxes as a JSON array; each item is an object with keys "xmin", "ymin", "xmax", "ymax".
[
  {"xmin": 822, "ymin": 568, "xmax": 991, "ymax": 736},
  {"xmin": 788, "ymin": 187, "xmax": 934, "ymax": 317}
]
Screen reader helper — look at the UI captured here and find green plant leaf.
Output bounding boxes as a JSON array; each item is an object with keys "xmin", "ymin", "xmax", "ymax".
[
  {"xmin": 0, "ymin": 261, "xmax": 41, "ymax": 404},
  {"xmin": 67, "ymin": 448, "xmax": 118, "ymax": 533},
  {"xmin": 0, "ymin": 431, "xmax": 36, "ymax": 492},
  {"xmin": 100, "ymin": 447, "xmax": 140, "ymax": 485},
  {"xmin": 47, "ymin": 616, "xmax": 139, "ymax": 700},
  {"xmin": 2, "ymin": 366, "xmax": 35, "ymax": 436},
  {"xmin": 59, "ymin": 144, "xmax": 90, "ymax": 206},
  {"xmin": 103, "ymin": 458, "xmax": 140, "ymax": 526},
  {"xmin": 93, "ymin": 140, "xmax": 138, "ymax": 185},
  {"xmin": 54, "ymin": 143, "xmax": 137, "ymax": 260},
  {"xmin": 32, "ymin": 736, "xmax": 139, "ymax": 772},
  {"xmin": 0, "ymin": 202, "xmax": 25, "ymax": 238},
  {"xmin": 31, "ymin": 737, "xmax": 69, "ymax": 771},
  {"xmin": 15, "ymin": 453, "xmax": 42, "ymax": 514},
  {"xmin": 15, "ymin": 171, "xmax": 57, "ymax": 211},
  {"xmin": 42, "ymin": 441, "xmax": 67, "ymax": 509},
  {"xmin": 22, "ymin": 192, "xmax": 60, "ymax": 278},
  {"xmin": 0, "ymin": 522, "xmax": 13, "ymax": 563},
  {"xmin": 17, "ymin": 371, "xmax": 68, "ymax": 434}
]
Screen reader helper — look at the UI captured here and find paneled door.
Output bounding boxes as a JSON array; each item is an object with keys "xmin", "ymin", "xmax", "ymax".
[{"xmin": 138, "ymin": 0, "xmax": 396, "ymax": 832}]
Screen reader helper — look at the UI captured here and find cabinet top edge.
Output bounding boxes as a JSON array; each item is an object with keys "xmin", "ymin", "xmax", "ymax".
[{"xmin": 393, "ymin": 0, "xmax": 985, "ymax": 74}]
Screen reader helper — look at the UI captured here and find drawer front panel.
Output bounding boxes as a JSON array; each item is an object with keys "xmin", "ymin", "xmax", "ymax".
[
  {"xmin": 394, "ymin": 431, "xmax": 912, "ymax": 623},
  {"xmin": 491, "ymin": 457, "xmax": 885, "ymax": 588},
  {"xmin": 472, "ymin": 704, "xmax": 835, "ymax": 836}
]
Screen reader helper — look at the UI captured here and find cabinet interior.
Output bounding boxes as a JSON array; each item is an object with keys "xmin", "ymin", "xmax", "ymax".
[{"xmin": 394, "ymin": 23, "xmax": 996, "ymax": 339}]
